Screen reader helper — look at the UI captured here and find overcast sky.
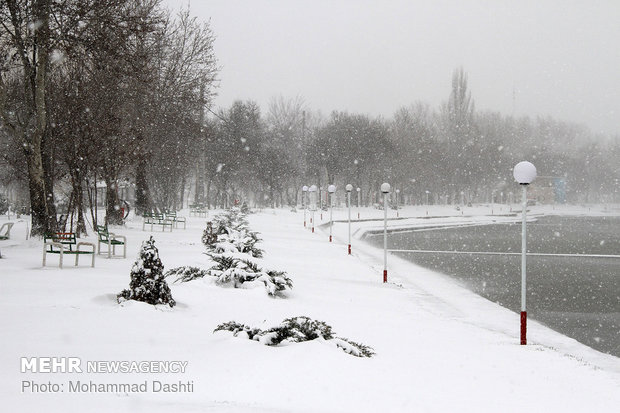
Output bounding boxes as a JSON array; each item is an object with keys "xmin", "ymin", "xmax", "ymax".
[{"xmin": 165, "ymin": 0, "xmax": 620, "ymax": 136}]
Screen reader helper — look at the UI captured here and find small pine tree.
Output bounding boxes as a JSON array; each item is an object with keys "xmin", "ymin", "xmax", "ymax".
[
  {"xmin": 202, "ymin": 207, "xmax": 263, "ymax": 258},
  {"xmin": 118, "ymin": 236, "xmax": 176, "ymax": 307}
]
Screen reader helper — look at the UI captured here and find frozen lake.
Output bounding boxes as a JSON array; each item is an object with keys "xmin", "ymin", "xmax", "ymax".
[{"xmin": 366, "ymin": 216, "xmax": 620, "ymax": 357}]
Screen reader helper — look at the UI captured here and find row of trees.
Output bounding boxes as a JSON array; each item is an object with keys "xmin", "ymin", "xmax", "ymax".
[
  {"xmin": 198, "ymin": 68, "xmax": 619, "ymax": 209},
  {"xmin": 1, "ymin": 3, "xmax": 618, "ymax": 236},
  {"xmin": 0, "ymin": 0, "xmax": 217, "ymax": 236}
]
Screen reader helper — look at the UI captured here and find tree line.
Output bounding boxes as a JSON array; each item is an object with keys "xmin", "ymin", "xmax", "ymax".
[
  {"xmin": 1, "ymin": 3, "xmax": 618, "ymax": 238},
  {"xmin": 202, "ymin": 68, "xmax": 620, "ymax": 210}
]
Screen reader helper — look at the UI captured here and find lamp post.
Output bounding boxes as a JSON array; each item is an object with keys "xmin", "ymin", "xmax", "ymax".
[
  {"xmin": 319, "ymin": 187, "xmax": 323, "ymax": 220},
  {"xmin": 309, "ymin": 185, "xmax": 317, "ymax": 233},
  {"xmin": 381, "ymin": 182, "xmax": 390, "ymax": 283},
  {"xmin": 328, "ymin": 184, "xmax": 336, "ymax": 242},
  {"xmin": 513, "ymin": 161, "xmax": 537, "ymax": 345},
  {"xmin": 425, "ymin": 190, "xmax": 430, "ymax": 205},
  {"xmin": 302, "ymin": 185, "xmax": 308, "ymax": 228},
  {"xmin": 346, "ymin": 184, "xmax": 353, "ymax": 254},
  {"xmin": 356, "ymin": 187, "xmax": 361, "ymax": 219}
]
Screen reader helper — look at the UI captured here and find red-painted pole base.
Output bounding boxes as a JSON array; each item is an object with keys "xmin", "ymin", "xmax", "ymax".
[
  {"xmin": 357, "ymin": 212, "xmax": 360, "ymax": 219},
  {"xmin": 329, "ymin": 235, "xmax": 332, "ymax": 242},
  {"xmin": 304, "ymin": 221, "xmax": 306, "ymax": 228},
  {"xmin": 520, "ymin": 311, "xmax": 527, "ymax": 345},
  {"xmin": 311, "ymin": 227, "xmax": 314, "ymax": 233},
  {"xmin": 383, "ymin": 270, "xmax": 387, "ymax": 283},
  {"xmin": 348, "ymin": 244, "xmax": 351, "ymax": 255}
]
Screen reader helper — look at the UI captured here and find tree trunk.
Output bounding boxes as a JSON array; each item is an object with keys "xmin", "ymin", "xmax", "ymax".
[
  {"xmin": 179, "ymin": 175, "xmax": 186, "ymax": 210},
  {"xmin": 19, "ymin": 0, "xmax": 55, "ymax": 237},
  {"xmin": 25, "ymin": 145, "xmax": 51, "ymax": 235},
  {"xmin": 71, "ymin": 174, "xmax": 87, "ymax": 236},
  {"xmin": 135, "ymin": 159, "xmax": 152, "ymax": 215},
  {"xmin": 205, "ymin": 178, "xmax": 211, "ymax": 209},
  {"xmin": 105, "ymin": 177, "xmax": 123, "ymax": 225},
  {"xmin": 41, "ymin": 132, "xmax": 57, "ymax": 223}
]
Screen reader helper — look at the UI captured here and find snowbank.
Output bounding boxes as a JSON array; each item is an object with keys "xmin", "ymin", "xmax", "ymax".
[{"xmin": 0, "ymin": 204, "xmax": 618, "ymax": 412}]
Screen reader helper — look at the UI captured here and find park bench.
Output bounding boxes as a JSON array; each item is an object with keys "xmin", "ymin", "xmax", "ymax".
[
  {"xmin": 42, "ymin": 232, "xmax": 95, "ymax": 268},
  {"xmin": 189, "ymin": 204, "xmax": 207, "ymax": 217},
  {"xmin": 0, "ymin": 222, "xmax": 14, "ymax": 240},
  {"xmin": 142, "ymin": 212, "xmax": 174, "ymax": 232},
  {"xmin": 164, "ymin": 211, "xmax": 186, "ymax": 229},
  {"xmin": 96, "ymin": 225, "xmax": 127, "ymax": 258}
]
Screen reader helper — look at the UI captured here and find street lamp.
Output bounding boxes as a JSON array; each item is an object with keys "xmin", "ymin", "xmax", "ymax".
[
  {"xmin": 356, "ymin": 187, "xmax": 361, "ymax": 219},
  {"xmin": 319, "ymin": 186, "xmax": 323, "ymax": 220},
  {"xmin": 513, "ymin": 161, "xmax": 537, "ymax": 345},
  {"xmin": 381, "ymin": 182, "xmax": 390, "ymax": 283},
  {"xmin": 328, "ymin": 184, "xmax": 336, "ymax": 242},
  {"xmin": 309, "ymin": 185, "xmax": 317, "ymax": 233},
  {"xmin": 302, "ymin": 185, "xmax": 308, "ymax": 228},
  {"xmin": 346, "ymin": 184, "xmax": 353, "ymax": 254}
]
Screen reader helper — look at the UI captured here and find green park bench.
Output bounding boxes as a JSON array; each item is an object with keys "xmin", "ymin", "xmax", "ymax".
[
  {"xmin": 0, "ymin": 222, "xmax": 14, "ymax": 240},
  {"xmin": 42, "ymin": 232, "xmax": 95, "ymax": 268},
  {"xmin": 96, "ymin": 225, "xmax": 127, "ymax": 258},
  {"xmin": 164, "ymin": 211, "xmax": 186, "ymax": 229},
  {"xmin": 189, "ymin": 204, "xmax": 207, "ymax": 217},
  {"xmin": 142, "ymin": 212, "xmax": 174, "ymax": 232}
]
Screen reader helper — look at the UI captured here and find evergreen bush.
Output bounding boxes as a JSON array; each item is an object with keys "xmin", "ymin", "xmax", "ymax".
[
  {"xmin": 205, "ymin": 253, "xmax": 293, "ymax": 296},
  {"xmin": 172, "ymin": 206, "xmax": 291, "ymax": 296},
  {"xmin": 165, "ymin": 266, "xmax": 210, "ymax": 282},
  {"xmin": 118, "ymin": 236, "xmax": 176, "ymax": 307},
  {"xmin": 214, "ymin": 316, "xmax": 374, "ymax": 357},
  {"xmin": 202, "ymin": 207, "xmax": 263, "ymax": 258}
]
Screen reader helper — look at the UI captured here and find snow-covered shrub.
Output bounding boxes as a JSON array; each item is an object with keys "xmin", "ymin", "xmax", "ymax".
[
  {"xmin": 202, "ymin": 207, "xmax": 263, "ymax": 258},
  {"xmin": 269, "ymin": 316, "xmax": 334, "ymax": 344},
  {"xmin": 168, "ymin": 253, "xmax": 292, "ymax": 296},
  {"xmin": 205, "ymin": 253, "xmax": 293, "ymax": 296},
  {"xmin": 165, "ymin": 266, "xmax": 209, "ymax": 283},
  {"xmin": 172, "ymin": 206, "xmax": 289, "ymax": 296},
  {"xmin": 240, "ymin": 202, "xmax": 250, "ymax": 214},
  {"xmin": 117, "ymin": 236, "xmax": 176, "ymax": 307},
  {"xmin": 214, "ymin": 316, "xmax": 374, "ymax": 357},
  {"xmin": 331, "ymin": 337, "xmax": 375, "ymax": 358}
]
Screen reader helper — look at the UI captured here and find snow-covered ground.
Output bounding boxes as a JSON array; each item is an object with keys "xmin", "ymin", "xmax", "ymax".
[{"xmin": 1, "ymin": 204, "xmax": 619, "ymax": 412}]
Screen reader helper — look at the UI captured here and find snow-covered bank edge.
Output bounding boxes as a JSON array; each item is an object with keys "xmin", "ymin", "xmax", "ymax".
[{"xmin": 323, "ymin": 209, "xmax": 620, "ymax": 374}]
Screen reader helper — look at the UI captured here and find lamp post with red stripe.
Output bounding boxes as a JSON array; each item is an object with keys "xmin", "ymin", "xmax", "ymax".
[
  {"xmin": 513, "ymin": 161, "xmax": 537, "ymax": 345},
  {"xmin": 309, "ymin": 185, "xmax": 317, "ymax": 233},
  {"xmin": 328, "ymin": 184, "xmax": 336, "ymax": 242},
  {"xmin": 302, "ymin": 185, "xmax": 308, "ymax": 228},
  {"xmin": 346, "ymin": 184, "xmax": 353, "ymax": 254},
  {"xmin": 381, "ymin": 182, "xmax": 390, "ymax": 283}
]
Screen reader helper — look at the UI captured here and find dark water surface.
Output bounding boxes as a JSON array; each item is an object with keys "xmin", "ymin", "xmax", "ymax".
[{"xmin": 366, "ymin": 216, "xmax": 620, "ymax": 357}]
